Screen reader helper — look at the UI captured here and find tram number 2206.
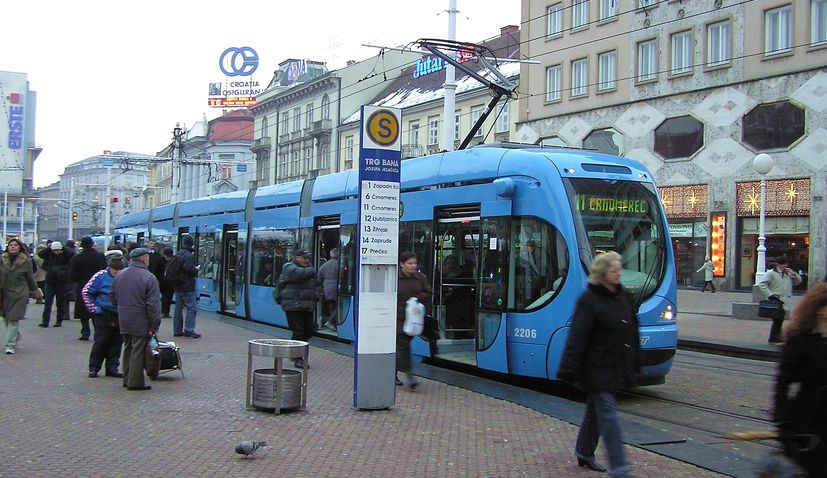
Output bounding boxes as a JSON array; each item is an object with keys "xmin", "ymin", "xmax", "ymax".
[{"xmin": 513, "ymin": 328, "xmax": 537, "ymax": 339}]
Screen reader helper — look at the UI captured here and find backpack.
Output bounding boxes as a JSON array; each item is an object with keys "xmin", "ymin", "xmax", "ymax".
[
  {"xmin": 272, "ymin": 274, "xmax": 286, "ymax": 305},
  {"xmin": 164, "ymin": 255, "xmax": 182, "ymax": 283}
]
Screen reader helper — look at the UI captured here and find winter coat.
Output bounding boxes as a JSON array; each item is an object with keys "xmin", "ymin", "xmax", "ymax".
[
  {"xmin": 759, "ymin": 268, "xmax": 802, "ymax": 312},
  {"xmin": 110, "ymin": 261, "xmax": 161, "ymax": 337},
  {"xmin": 696, "ymin": 260, "xmax": 715, "ymax": 281},
  {"xmin": 69, "ymin": 249, "xmax": 106, "ymax": 287},
  {"xmin": 172, "ymin": 247, "xmax": 198, "ymax": 293},
  {"xmin": 148, "ymin": 251, "xmax": 165, "ymax": 285},
  {"xmin": 82, "ymin": 268, "xmax": 117, "ymax": 315},
  {"xmin": 317, "ymin": 259, "xmax": 339, "ymax": 301},
  {"xmin": 0, "ymin": 253, "xmax": 40, "ymax": 321},
  {"xmin": 278, "ymin": 261, "xmax": 319, "ymax": 312},
  {"xmin": 33, "ymin": 254, "xmax": 46, "ymax": 283},
  {"xmin": 773, "ymin": 332, "xmax": 827, "ymax": 476},
  {"xmin": 557, "ymin": 283, "xmax": 641, "ymax": 392},
  {"xmin": 38, "ymin": 247, "xmax": 75, "ymax": 284},
  {"xmin": 396, "ymin": 271, "xmax": 432, "ymax": 330}
]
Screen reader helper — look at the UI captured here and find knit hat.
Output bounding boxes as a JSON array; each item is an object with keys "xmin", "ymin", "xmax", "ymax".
[
  {"xmin": 50, "ymin": 241, "xmax": 63, "ymax": 250},
  {"xmin": 80, "ymin": 237, "xmax": 95, "ymax": 249}
]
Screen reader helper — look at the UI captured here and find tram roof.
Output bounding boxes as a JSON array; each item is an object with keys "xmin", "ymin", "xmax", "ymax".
[
  {"xmin": 115, "ymin": 209, "xmax": 150, "ymax": 227},
  {"xmin": 254, "ymin": 181, "xmax": 302, "ymax": 209},
  {"xmin": 178, "ymin": 190, "xmax": 248, "ymax": 217},
  {"xmin": 152, "ymin": 203, "xmax": 176, "ymax": 222}
]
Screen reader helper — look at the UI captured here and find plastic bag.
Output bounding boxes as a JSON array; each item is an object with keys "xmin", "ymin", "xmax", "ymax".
[{"xmin": 403, "ymin": 297, "xmax": 425, "ymax": 336}]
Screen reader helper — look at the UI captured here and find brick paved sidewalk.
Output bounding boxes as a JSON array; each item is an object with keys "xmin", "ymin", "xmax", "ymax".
[{"xmin": 0, "ymin": 303, "xmax": 723, "ymax": 477}]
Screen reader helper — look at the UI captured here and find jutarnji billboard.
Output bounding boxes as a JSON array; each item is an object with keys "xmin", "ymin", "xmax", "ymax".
[
  {"xmin": 207, "ymin": 46, "xmax": 262, "ymax": 108},
  {"xmin": 0, "ymin": 70, "xmax": 28, "ymax": 194}
]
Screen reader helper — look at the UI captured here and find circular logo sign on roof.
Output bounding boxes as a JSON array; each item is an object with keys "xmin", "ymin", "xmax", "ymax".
[
  {"xmin": 219, "ymin": 47, "xmax": 259, "ymax": 77},
  {"xmin": 365, "ymin": 109, "xmax": 400, "ymax": 147}
]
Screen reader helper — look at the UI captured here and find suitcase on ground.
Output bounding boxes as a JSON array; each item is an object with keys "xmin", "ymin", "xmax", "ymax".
[{"xmin": 146, "ymin": 340, "xmax": 184, "ymax": 380}]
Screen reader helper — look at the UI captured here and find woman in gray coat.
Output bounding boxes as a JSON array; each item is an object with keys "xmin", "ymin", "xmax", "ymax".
[{"xmin": 2, "ymin": 239, "xmax": 44, "ymax": 354}]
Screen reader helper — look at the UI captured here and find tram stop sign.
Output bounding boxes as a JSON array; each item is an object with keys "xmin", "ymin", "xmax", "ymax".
[{"xmin": 354, "ymin": 105, "xmax": 402, "ymax": 410}]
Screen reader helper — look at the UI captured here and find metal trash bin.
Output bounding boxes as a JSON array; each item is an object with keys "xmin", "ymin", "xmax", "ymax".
[{"xmin": 246, "ymin": 339, "xmax": 308, "ymax": 414}]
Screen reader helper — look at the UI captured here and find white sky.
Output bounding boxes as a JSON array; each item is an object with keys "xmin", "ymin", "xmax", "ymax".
[{"xmin": 2, "ymin": 1, "xmax": 521, "ymax": 188}]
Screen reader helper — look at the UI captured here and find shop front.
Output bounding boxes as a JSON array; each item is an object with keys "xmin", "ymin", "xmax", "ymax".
[
  {"xmin": 735, "ymin": 179, "xmax": 811, "ymax": 290},
  {"xmin": 660, "ymin": 185, "xmax": 709, "ymax": 288}
]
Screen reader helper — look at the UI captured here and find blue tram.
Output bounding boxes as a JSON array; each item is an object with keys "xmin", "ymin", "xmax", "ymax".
[{"xmin": 114, "ymin": 145, "xmax": 678, "ymax": 384}]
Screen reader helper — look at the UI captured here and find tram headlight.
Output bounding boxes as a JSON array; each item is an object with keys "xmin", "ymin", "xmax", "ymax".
[{"xmin": 660, "ymin": 305, "xmax": 675, "ymax": 321}]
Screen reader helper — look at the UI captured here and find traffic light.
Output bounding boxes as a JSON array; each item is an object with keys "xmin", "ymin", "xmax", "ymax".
[{"xmin": 72, "ymin": 211, "xmax": 78, "ymax": 221}]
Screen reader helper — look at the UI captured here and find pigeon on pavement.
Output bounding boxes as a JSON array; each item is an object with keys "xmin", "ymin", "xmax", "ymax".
[{"xmin": 235, "ymin": 440, "xmax": 267, "ymax": 458}]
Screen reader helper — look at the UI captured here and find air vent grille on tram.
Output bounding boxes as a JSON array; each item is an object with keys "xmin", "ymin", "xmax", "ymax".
[{"xmin": 580, "ymin": 163, "xmax": 632, "ymax": 174}]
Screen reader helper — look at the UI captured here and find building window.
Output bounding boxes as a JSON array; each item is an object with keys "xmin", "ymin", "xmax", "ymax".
[
  {"xmin": 496, "ymin": 102, "xmax": 510, "ymax": 133},
  {"xmin": 671, "ymin": 30, "xmax": 693, "ymax": 75},
  {"xmin": 293, "ymin": 108, "xmax": 301, "ymax": 132},
  {"xmin": 547, "ymin": 4, "xmax": 563, "ymax": 37},
  {"xmin": 305, "ymin": 147, "xmax": 312, "ymax": 171},
  {"xmin": 409, "ymin": 122, "xmax": 420, "ymax": 145},
  {"xmin": 654, "ymin": 116, "xmax": 704, "ymax": 159},
  {"xmin": 573, "ymin": 0, "xmax": 589, "ymax": 29},
  {"xmin": 637, "ymin": 39, "xmax": 658, "ymax": 82},
  {"xmin": 813, "ymin": 0, "xmax": 827, "ymax": 45},
  {"xmin": 599, "ymin": 0, "xmax": 617, "ymax": 20},
  {"xmin": 321, "ymin": 95, "xmax": 330, "ymax": 120},
  {"xmin": 540, "ymin": 136, "xmax": 567, "ymax": 147},
  {"xmin": 598, "ymin": 50, "xmax": 616, "ymax": 91},
  {"xmin": 306, "ymin": 104, "xmax": 314, "ymax": 128},
  {"xmin": 281, "ymin": 111, "xmax": 289, "ymax": 134},
  {"xmin": 471, "ymin": 106, "xmax": 484, "ymax": 137},
  {"xmin": 454, "ymin": 111, "xmax": 461, "ymax": 141},
  {"xmin": 571, "ymin": 58, "xmax": 588, "ymax": 97},
  {"xmin": 546, "ymin": 65, "xmax": 562, "ymax": 102},
  {"xmin": 765, "ymin": 5, "xmax": 792, "ymax": 55},
  {"xmin": 291, "ymin": 150, "xmax": 300, "ymax": 176},
  {"xmin": 428, "ymin": 116, "xmax": 440, "ymax": 145},
  {"xmin": 345, "ymin": 136, "xmax": 354, "ymax": 169},
  {"xmin": 221, "ymin": 165, "xmax": 232, "ymax": 180},
  {"xmin": 707, "ymin": 20, "xmax": 731, "ymax": 67},
  {"xmin": 742, "ymin": 101, "xmax": 805, "ymax": 150},
  {"xmin": 584, "ymin": 128, "xmax": 623, "ymax": 156}
]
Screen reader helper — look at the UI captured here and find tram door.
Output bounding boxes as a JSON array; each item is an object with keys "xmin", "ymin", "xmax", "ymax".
[
  {"xmin": 314, "ymin": 216, "xmax": 341, "ymax": 335},
  {"xmin": 219, "ymin": 224, "xmax": 240, "ymax": 313},
  {"xmin": 433, "ymin": 207, "xmax": 481, "ymax": 366}
]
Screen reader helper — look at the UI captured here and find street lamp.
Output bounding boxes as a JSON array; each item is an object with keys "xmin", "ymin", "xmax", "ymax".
[{"xmin": 753, "ymin": 153, "xmax": 774, "ymax": 285}]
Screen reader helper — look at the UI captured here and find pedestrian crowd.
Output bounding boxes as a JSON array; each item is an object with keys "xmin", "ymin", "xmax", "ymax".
[{"xmin": 2, "ymin": 236, "xmax": 201, "ymax": 391}]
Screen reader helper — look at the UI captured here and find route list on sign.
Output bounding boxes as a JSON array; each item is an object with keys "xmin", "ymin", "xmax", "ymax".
[{"xmin": 359, "ymin": 180, "xmax": 400, "ymax": 265}]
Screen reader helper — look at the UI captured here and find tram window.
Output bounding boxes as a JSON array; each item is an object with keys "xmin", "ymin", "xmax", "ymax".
[
  {"xmin": 480, "ymin": 217, "xmax": 510, "ymax": 312},
  {"xmin": 508, "ymin": 217, "xmax": 568, "ymax": 311},
  {"xmin": 196, "ymin": 233, "xmax": 216, "ymax": 279},
  {"xmin": 399, "ymin": 221, "xmax": 433, "ymax": 280},
  {"xmin": 338, "ymin": 225, "xmax": 356, "ymax": 295},
  {"xmin": 251, "ymin": 229, "xmax": 296, "ymax": 287}
]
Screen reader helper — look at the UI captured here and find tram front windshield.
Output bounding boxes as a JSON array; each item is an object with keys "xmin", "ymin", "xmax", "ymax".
[{"xmin": 565, "ymin": 178, "xmax": 666, "ymax": 302}]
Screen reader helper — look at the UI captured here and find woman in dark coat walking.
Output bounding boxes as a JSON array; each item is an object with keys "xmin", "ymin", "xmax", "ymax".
[
  {"xmin": 558, "ymin": 251, "xmax": 640, "ymax": 477},
  {"xmin": 2, "ymin": 239, "xmax": 44, "ymax": 354},
  {"xmin": 773, "ymin": 283, "xmax": 827, "ymax": 477},
  {"xmin": 396, "ymin": 251, "xmax": 432, "ymax": 389}
]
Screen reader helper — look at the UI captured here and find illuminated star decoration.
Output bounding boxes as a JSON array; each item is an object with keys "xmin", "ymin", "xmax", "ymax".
[
  {"xmin": 688, "ymin": 191, "xmax": 698, "ymax": 209},
  {"xmin": 785, "ymin": 184, "xmax": 797, "ymax": 204},
  {"xmin": 746, "ymin": 187, "xmax": 760, "ymax": 216}
]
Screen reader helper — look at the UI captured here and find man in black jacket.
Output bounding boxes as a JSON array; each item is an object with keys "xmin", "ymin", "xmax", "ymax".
[
  {"xmin": 69, "ymin": 237, "xmax": 107, "ymax": 340},
  {"xmin": 278, "ymin": 249, "xmax": 319, "ymax": 368},
  {"xmin": 172, "ymin": 235, "xmax": 200, "ymax": 338},
  {"xmin": 38, "ymin": 241, "xmax": 76, "ymax": 327}
]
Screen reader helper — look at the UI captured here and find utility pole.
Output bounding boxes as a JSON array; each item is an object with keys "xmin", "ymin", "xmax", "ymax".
[
  {"xmin": 20, "ymin": 197, "xmax": 24, "ymax": 242},
  {"xmin": 171, "ymin": 123, "xmax": 185, "ymax": 204},
  {"xmin": 68, "ymin": 177, "xmax": 75, "ymax": 241},
  {"xmin": 441, "ymin": 0, "xmax": 458, "ymax": 152},
  {"xmin": 103, "ymin": 158, "xmax": 113, "ymax": 249},
  {"xmin": 2, "ymin": 191, "xmax": 7, "ymax": 243}
]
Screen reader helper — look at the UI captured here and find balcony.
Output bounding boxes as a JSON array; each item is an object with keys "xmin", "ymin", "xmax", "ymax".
[
  {"xmin": 308, "ymin": 119, "xmax": 333, "ymax": 138},
  {"xmin": 251, "ymin": 136, "xmax": 271, "ymax": 153},
  {"xmin": 402, "ymin": 144, "xmax": 425, "ymax": 159}
]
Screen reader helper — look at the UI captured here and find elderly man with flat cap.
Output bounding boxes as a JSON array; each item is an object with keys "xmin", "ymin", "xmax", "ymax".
[
  {"xmin": 110, "ymin": 248, "xmax": 161, "ymax": 390},
  {"xmin": 277, "ymin": 249, "xmax": 319, "ymax": 368}
]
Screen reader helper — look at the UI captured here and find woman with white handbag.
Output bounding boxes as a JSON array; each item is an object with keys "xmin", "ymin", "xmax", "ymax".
[{"xmin": 396, "ymin": 251, "xmax": 432, "ymax": 389}]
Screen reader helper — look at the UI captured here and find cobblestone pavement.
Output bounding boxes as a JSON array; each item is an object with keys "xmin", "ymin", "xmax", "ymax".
[{"xmin": 1, "ymin": 303, "xmax": 724, "ymax": 477}]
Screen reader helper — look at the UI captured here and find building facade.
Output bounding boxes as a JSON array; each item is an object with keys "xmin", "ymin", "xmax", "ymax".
[
  {"xmin": 1, "ymin": 70, "xmax": 40, "ymax": 244},
  {"xmin": 149, "ymin": 110, "xmax": 255, "ymax": 206},
  {"xmin": 518, "ymin": 0, "xmax": 827, "ymax": 289},
  {"xmin": 37, "ymin": 153, "xmax": 149, "ymax": 242}
]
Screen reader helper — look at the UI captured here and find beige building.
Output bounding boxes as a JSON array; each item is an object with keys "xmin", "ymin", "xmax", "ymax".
[
  {"xmin": 338, "ymin": 26, "xmax": 522, "ymax": 164},
  {"xmin": 518, "ymin": 0, "xmax": 827, "ymax": 289}
]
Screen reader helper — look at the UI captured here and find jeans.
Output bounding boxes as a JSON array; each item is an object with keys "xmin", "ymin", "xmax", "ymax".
[
  {"xmin": 4, "ymin": 318, "xmax": 20, "ymax": 353},
  {"xmin": 575, "ymin": 391, "xmax": 630, "ymax": 477},
  {"xmin": 173, "ymin": 291, "xmax": 197, "ymax": 334},
  {"xmin": 89, "ymin": 312, "xmax": 123, "ymax": 373},
  {"xmin": 42, "ymin": 282, "xmax": 69, "ymax": 325}
]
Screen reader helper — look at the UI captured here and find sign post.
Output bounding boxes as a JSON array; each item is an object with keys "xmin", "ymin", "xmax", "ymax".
[{"xmin": 354, "ymin": 106, "xmax": 402, "ymax": 409}]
